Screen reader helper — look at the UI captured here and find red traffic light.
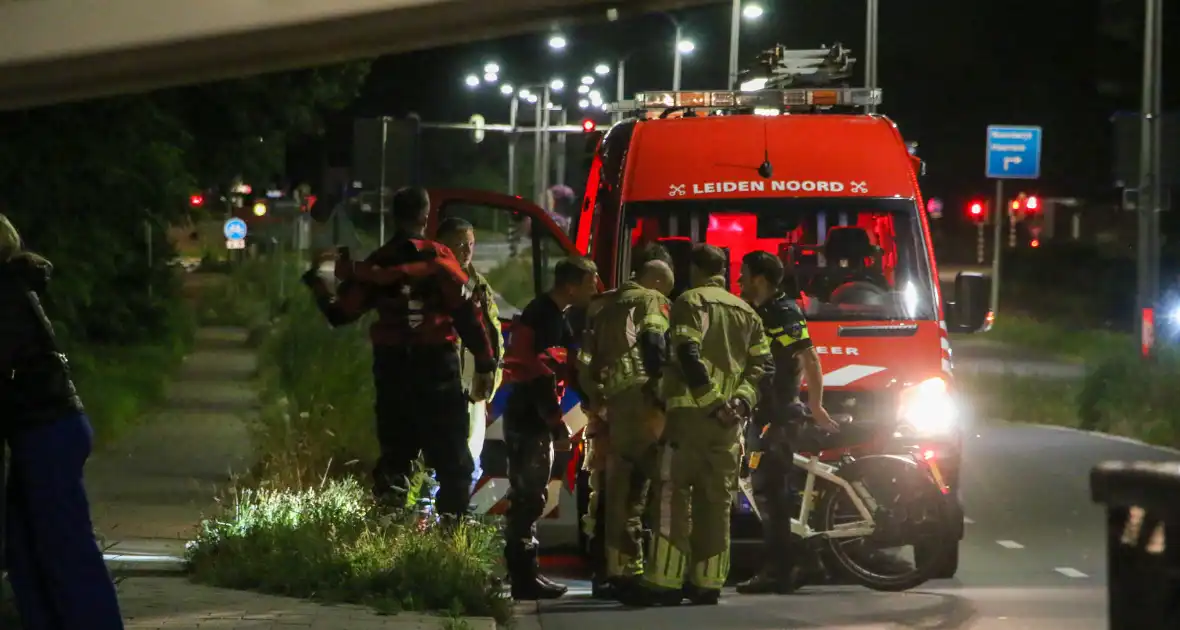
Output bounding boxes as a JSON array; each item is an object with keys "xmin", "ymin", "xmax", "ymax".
[
  {"xmin": 581, "ymin": 118, "xmax": 597, "ymax": 133},
  {"xmin": 969, "ymin": 202, "xmax": 983, "ymax": 216},
  {"xmin": 1026, "ymin": 195, "xmax": 1039, "ymax": 211},
  {"xmin": 189, "ymin": 194, "xmax": 204, "ymax": 207}
]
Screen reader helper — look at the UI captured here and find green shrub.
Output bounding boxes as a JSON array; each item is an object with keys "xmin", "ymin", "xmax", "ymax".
[
  {"xmin": 69, "ymin": 300, "xmax": 196, "ymax": 445},
  {"xmin": 1077, "ymin": 349, "xmax": 1180, "ymax": 447},
  {"xmin": 958, "ymin": 346, "xmax": 1180, "ymax": 450},
  {"xmin": 187, "ymin": 479, "xmax": 510, "ymax": 623}
]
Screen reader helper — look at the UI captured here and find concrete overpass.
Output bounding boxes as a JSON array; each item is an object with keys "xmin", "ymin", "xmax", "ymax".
[{"xmin": 0, "ymin": 0, "xmax": 718, "ymax": 111}]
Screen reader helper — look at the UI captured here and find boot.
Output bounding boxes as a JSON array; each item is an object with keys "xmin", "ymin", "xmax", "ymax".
[
  {"xmin": 736, "ymin": 567, "xmax": 803, "ymax": 595},
  {"xmin": 682, "ymin": 583, "xmax": 721, "ymax": 606},
  {"xmin": 590, "ymin": 575, "xmax": 618, "ymax": 600},
  {"xmin": 506, "ymin": 546, "xmax": 567, "ymax": 600},
  {"xmin": 615, "ymin": 580, "xmax": 683, "ymax": 607}
]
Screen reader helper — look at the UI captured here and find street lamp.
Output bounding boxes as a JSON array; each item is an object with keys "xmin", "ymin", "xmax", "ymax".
[
  {"xmin": 484, "ymin": 62, "xmax": 500, "ymax": 74},
  {"xmin": 581, "ymin": 75, "xmax": 595, "ymax": 86},
  {"xmin": 500, "ymin": 84, "xmax": 514, "ymax": 95},
  {"xmin": 484, "ymin": 72, "xmax": 498, "ymax": 83},
  {"xmin": 594, "ymin": 63, "xmax": 611, "ymax": 76},
  {"xmin": 549, "ymin": 78, "xmax": 565, "ymax": 91},
  {"xmin": 577, "ymin": 84, "xmax": 590, "ymax": 95},
  {"xmin": 464, "ymin": 74, "xmax": 479, "ymax": 88},
  {"xmin": 579, "ymin": 99, "xmax": 590, "ymax": 109},
  {"xmin": 729, "ymin": 1, "xmax": 766, "ymax": 89},
  {"xmin": 548, "ymin": 34, "xmax": 567, "ymax": 50},
  {"xmin": 677, "ymin": 40, "xmax": 696, "ymax": 54},
  {"xmin": 674, "ymin": 37, "xmax": 695, "ymax": 90}
]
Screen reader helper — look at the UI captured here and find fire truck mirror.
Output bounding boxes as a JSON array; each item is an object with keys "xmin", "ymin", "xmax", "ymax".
[{"xmin": 950, "ymin": 272, "xmax": 989, "ymax": 333}]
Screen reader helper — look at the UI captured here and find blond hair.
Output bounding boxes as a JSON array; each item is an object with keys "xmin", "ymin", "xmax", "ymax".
[{"xmin": 0, "ymin": 213, "xmax": 21, "ymax": 262}]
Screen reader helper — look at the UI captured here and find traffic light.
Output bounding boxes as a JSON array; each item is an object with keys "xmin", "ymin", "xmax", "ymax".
[
  {"xmin": 967, "ymin": 200, "xmax": 987, "ymax": 223},
  {"xmin": 252, "ymin": 202, "xmax": 268, "ymax": 217},
  {"xmin": 1025, "ymin": 195, "xmax": 1039, "ymax": 212},
  {"xmin": 581, "ymin": 118, "xmax": 597, "ymax": 133},
  {"xmin": 189, "ymin": 194, "xmax": 204, "ymax": 207}
]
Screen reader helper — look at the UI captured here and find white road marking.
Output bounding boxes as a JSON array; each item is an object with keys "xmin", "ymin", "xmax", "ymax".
[
  {"xmin": 1018, "ymin": 424, "xmax": 1180, "ymax": 456},
  {"xmin": 1055, "ymin": 567, "xmax": 1089, "ymax": 578},
  {"xmin": 964, "ymin": 517, "xmax": 975, "ymax": 524},
  {"xmin": 996, "ymin": 540, "xmax": 1025, "ymax": 549}
]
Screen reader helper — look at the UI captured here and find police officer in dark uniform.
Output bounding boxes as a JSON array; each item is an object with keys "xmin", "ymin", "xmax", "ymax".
[
  {"xmin": 501, "ymin": 256, "xmax": 599, "ymax": 600},
  {"xmin": 301, "ymin": 186, "xmax": 497, "ymax": 519},
  {"xmin": 734, "ymin": 251, "xmax": 839, "ymax": 595}
]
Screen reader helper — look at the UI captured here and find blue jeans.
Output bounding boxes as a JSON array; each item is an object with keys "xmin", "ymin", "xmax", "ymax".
[{"xmin": 5, "ymin": 412, "xmax": 123, "ymax": 630}]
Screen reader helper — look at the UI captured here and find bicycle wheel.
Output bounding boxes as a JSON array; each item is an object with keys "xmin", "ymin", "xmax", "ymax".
[{"xmin": 816, "ymin": 454, "xmax": 954, "ymax": 592}]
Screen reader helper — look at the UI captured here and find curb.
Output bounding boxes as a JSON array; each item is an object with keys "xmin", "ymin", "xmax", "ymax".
[
  {"xmin": 102, "ymin": 538, "xmax": 188, "ymax": 574},
  {"xmin": 509, "ymin": 602, "xmax": 542, "ymax": 630}
]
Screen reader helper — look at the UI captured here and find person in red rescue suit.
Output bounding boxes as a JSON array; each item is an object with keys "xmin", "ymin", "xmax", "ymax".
[
  {"xmin": 300, "ymin": 186, "xmax": 497, "ymax": 518},
  {"xmin": 501, "ymin": 256, "xmax": 600, "ymax": 600}
]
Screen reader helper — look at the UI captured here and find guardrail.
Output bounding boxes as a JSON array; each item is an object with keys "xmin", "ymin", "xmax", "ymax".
[{"xmin": 1091, "ymin": 460, "xmax": 1180, "ymax": 629}]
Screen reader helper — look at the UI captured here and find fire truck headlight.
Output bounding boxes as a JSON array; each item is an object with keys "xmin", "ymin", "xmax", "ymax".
[{"xmin": 897, "ymin": 377, "xmax": 957, "ymax": 436}]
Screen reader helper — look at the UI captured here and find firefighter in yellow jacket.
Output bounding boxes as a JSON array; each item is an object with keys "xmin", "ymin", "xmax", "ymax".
[
  {"xmin": 626, "ymin": 244, "xmax": 773, "ymax": 607},
  {"xmin": 577, "ymin": 259, "xmax": 674, "ymax": 596}
]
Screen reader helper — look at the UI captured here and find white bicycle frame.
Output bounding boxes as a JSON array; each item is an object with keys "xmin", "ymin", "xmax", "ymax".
[{"xmin": 737, "ymin": 452, "xmax": 878, "ymax": 541}]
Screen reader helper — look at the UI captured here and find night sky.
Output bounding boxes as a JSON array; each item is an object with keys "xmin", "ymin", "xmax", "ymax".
[{"xmin": 340, "ymin": 0, "xmax": 1178, "ymax": 216}]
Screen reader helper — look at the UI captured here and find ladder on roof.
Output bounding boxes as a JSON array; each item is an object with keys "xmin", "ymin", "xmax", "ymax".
[{"xmin": 605, "ymin": 44, "xmax": 879, "ymax": 116}]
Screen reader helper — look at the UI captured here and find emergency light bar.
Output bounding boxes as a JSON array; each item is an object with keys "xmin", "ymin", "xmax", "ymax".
[{"xmin": 606, "ymin": 87, "xmax": 882, "ymax": 113}]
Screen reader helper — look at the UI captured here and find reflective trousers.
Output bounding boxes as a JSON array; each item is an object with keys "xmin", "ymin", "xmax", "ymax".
[
  {"xmin": 600, "ymin": 388, "xmax": 662, "ymax": 578},
  {"xmin": 642, "ymin": 408, "xmax": 741, "ymax": 592}
]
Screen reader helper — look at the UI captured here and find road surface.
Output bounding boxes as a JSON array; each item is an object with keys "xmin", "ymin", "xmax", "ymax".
[{"xmin": 525, "ymin": 420, "xmax": 1177, "ymax": 629}]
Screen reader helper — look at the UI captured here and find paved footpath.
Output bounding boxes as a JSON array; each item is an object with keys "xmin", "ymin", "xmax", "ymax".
[{"xmin": 79, "ymin": 326, "xmax": 496, "ymax": 629}]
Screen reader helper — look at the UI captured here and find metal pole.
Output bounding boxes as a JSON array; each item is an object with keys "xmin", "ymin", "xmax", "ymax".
[
  {"xmin": 1136, "ymin": 0, "xmax": 1160, "ymax": 353},
  {"xmin": 727, "ymin": 0, "xmax": 741, "ymax": 89},
  {"xmin": 1008, "ymin": 207, "xmax": 1018, "ymax": 248},
  {"xmin": 508, "ymin": 97, "xmax": 519, "ymax": 195},
  {"xmin": 673, "ymin": 23, "xmax": 683, "ymax": 91},
  {"xmin": 378, "ymin": 116, "xmax": 389, "ymax": 245},
  {"xmin": 865, "ymin": 0, "xmax": 879, "ymax": 114},
  {"xmin": 1148, "ymin": 0, "xmax": 1163, "ymax": 318},
  {"xmin": 532, "ymin": 95, "xmax": 543, "ymax": 206},
  {"xmin": 145, "ymin": 220, "xmax": 153, "ymax": 299},
  {"xmin": 540, "ymin": 86, "xmax": 552, "ymax": 205},
  {"xmin": 990, "ymin": 179, "xmax": 1004, "ymax": 315},
  {"xmin": 615, "ymin": 58, "xmax": 626, "ymax": 123},
  {"xmin": 556, "ymin": 108, "xmax": 567, "ymax": 187},
  {"xmin": 976, "ymin": 223, "xmax": 984, "ymax": 265}
]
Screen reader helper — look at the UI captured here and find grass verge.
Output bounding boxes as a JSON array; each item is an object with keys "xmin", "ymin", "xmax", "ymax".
[
  {"xmin": 979, "ymin": 313, "xmax": 1129, "ymax": 362},
  {"xmin": 185, "ymin": 479, "xmax": 510, "ymax": 621},
  {"xmin": 957, "ymin": 347, "xmax": 1180, "ymax": 450},
  {"xmin": 183, "ymin": 258, "xmax": 512, "ymax": 624}
]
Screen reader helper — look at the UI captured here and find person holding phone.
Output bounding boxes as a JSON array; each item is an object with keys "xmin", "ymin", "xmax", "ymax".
[{"xmin": 500, "ymin": 256, "xmax": 599, "ymax": 600}]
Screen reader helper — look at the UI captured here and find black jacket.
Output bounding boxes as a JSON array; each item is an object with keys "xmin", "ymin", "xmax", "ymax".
[{"xmin": 0, "ymin": 253, "xmax": 84, "ymax": 438}]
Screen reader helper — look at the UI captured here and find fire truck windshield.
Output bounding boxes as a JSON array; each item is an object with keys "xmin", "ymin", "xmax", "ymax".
[{"xmin": 621, "ymin": 197, "xmax": 937, "ymax": 322}]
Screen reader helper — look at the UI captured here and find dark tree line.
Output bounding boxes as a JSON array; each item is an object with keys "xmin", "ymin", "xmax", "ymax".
[{"xmin": 0, "ymin": 62, "xmax": 371, "ymax": 346}]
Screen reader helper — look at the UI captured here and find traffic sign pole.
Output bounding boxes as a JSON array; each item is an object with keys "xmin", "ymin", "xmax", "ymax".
[
  {"xmin": 991, "ymin": 179, "xmax": 1004, "ymax": 315},
  {"xmin": 1136, "ymin": 0, "xmax": 1164, "ymax": 357},
  {"xmin": 985, "ymin": 125, "xmax": 1043, "ymax": 318},
  {"xmin": 976, "ymin": 223, "xmax": 985, "ymax": 265}
]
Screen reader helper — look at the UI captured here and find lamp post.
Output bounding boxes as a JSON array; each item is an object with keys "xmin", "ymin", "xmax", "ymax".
[{"xmin": 728, "ymin": 2, "xmax": 765, "ymax": 89}]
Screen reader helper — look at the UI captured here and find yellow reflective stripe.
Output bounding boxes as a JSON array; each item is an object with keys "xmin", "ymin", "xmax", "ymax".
[
  {"xmin": 666, "ymin": 395, "xmax": 695, "ymax": 409},
  {"xmin": 694, "ymin": 387, "xmax": 722, "ymax": 408},
  {"xmin": 797, "ymin": 325, "xmax": 811, "ymax": 341},
  {"xmin": 645, "ymin": 536, "xmax": 686, "ymax": 589},
  {"xmin": 749, "ymin": 337, "xmax": 770, "ymax": 357},
  {"xmin": 773, "ymin": 334, "xmax": 794, "ymax": 347},
  {"xmin": 690, "ymin": 551, "xmax": 731, "ymax": 589},
  {"xmin": 672, "ymin": 325, "xmax": 702, "ymax": 343},
  {"xmin": 735, "ymin": 383, "xmax": 758, "ymax": 408},
  {"xmin": 766, "ymin": 326, "xmax": 785, "ymax": 335},
  {"xmin": 641, "ymin": 314, "xmax": 669, "ymax": 333},
  {"xmin": 577, "ymin": 349, "xmax": 593, "ymax": 365}
]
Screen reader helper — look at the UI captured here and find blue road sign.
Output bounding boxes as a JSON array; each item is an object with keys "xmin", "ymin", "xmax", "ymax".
[
  {"xmin": 224, "ymin": 218, "xmax": 248, "ymax": 240},
  {"xmin": 986, "ymin": 125, "xmax": 1043, "ymax": 179}
]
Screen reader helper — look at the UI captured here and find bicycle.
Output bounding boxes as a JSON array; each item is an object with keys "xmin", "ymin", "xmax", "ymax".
[{"xmin": 737, "ymin": 414, "xmax": 956, "ymax": 592}]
